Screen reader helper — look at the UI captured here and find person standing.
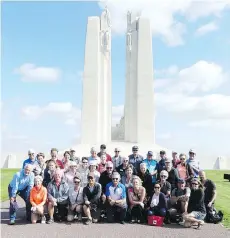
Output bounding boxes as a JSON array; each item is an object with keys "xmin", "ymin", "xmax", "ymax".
[
  {"xmin": 143, "ymin": 151, "xmax": 157, "ymax": 185},
  {"xmin": 187, "ymin": 149, "xmax": 200, "ymax": 178},
  {"xmin": 128, "ymin": 146, "xmax": 143, "ymax": 173}
]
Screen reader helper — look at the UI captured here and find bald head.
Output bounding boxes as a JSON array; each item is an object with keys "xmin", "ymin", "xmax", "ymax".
[{"xmin": 199, "ymin": 170, "xmax": 206, "ymax": 182}]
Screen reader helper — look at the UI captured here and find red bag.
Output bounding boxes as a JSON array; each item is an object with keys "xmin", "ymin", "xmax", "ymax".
[{"xmin": 147, "ymin": 215, "xmax": 164, "ymax": 226}]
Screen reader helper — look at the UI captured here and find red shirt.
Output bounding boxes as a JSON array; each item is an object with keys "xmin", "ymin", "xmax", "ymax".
[{"xmin": 56, "ymin": 159, "xmax": 64, "ymax": 169}]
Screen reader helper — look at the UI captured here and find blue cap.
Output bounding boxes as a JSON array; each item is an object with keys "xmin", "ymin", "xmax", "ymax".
[
  {"xmin": 147, "ymin": 151, "xmax": 153, "ymax": 156},
  {"xmin": 178, "ymin": 178, "xmax": 185, "ymax": 184}
]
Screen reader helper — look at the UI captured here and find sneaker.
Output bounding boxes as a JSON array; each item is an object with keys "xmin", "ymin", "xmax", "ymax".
[
  {"xmin": 47, "ymin": 219, "xmax": 54, "ymax": 224},
  {"xmin": 85, "ymin": 218, "xmax": 92, "ymax": 225},
  {"xmin": 92, "ymin": 218, "xmax": 98, "ymax": 223},
  {"xmin": 9, "ymin": 220, "xmax": 15, "ymax": 225},
  {"xmin": 120, "ymin": 221, "xmax": 125, "ymax": 225},
  {"xmin": 41, "ymin": 216, "xmax": 46, "ymax": 224}
]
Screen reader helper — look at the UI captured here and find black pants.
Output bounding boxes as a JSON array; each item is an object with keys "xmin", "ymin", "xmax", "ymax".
[
  {"xmin": 131, "ymin": 205, "xmax": 144, "ymax": 221},
  {"xmin": 54, "ymin": 203, "xmax": 68, "ymax": 220},
  {"xmin": 106, "ymin": 204, "xmax": 126, "ymax": 223}
]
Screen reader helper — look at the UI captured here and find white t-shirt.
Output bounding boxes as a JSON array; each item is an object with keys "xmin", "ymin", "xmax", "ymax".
[{"xmin": 150, "ymin": 193, "xmax": 159, "ymax": 207}]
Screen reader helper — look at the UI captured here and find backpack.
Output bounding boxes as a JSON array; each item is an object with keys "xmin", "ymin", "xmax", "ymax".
[{"xmin": 206, "ymin": 208, "xmax": 224, "ymax": 224}]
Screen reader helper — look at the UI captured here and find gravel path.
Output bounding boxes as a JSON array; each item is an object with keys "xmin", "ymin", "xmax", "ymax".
[{"xmin": 1, "ymin": 198, "xmax": 229, "ymax": 238}]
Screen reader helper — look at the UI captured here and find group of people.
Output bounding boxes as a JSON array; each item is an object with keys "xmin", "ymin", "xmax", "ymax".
[{"xmin": 8, "ymin": 145, "xmax": 218, "ymax": 229}]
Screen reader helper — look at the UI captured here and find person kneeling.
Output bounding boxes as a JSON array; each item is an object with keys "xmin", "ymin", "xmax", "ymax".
[
  {"xmin": 147, "ymin": 183, "xmax": 167, "ymax": 218},
  {"xmin": 83, "ymin": 173, "xmax": 102, "ymax": 225},
  {"xmin": 47, "ymin": 169, "xmax": 69, "ymax": 224},
  {"xmin": 105, "ymin": 172, "xmax": 127, "ymax": 224},
  {"xmin": 30, "ymin": 175, "xmax": 47, "ymax": 224},
  {"xmin": 67, "ymin": 176, "xmax": 84, "ymax": 222},
  {"xmin": 183, "ymin": 179, "xmax": 206, "ymax": 229}
]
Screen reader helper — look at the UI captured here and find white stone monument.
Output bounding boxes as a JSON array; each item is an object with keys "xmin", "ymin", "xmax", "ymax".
[
  {"xmin": 213, "ymin": 156, "xmax": 230, "ymax": 170},
  {"xmin": 124, "ymin": 12, "xmax": 155, "ymax": 144},
  {"xmin": 81, "ymin": 6, "xmax": 112, "ymax": 145}
]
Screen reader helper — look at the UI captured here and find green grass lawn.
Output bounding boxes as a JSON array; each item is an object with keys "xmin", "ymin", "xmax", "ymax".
[{"xmin": 1, "ymin": 169, "xmax": 230, "ymax": 227}]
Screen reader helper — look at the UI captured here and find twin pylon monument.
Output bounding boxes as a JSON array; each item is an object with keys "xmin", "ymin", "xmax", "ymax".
[{"xmin": 78, "ymin": 7, "xmax": 169, "ymax": 156}]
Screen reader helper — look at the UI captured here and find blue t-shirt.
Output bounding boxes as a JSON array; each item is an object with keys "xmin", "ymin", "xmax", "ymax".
[{"xmin": 105, "ymin": 182, "xmax": 126, "ymax": 206}]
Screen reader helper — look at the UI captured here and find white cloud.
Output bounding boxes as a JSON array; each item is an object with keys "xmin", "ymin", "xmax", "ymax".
[
  {"xmin": 195, "ymin": 21, "xmax": 218, "ymax": 36},
  {"xmin": 157, "ymin": 61, "xmax": 228, "ymax": 94},
  {"xmin": 22, "ymin": 102, "xmax": 81, "ymax": 126},
  {"xmin": 14, "ymin": 63, "xmax": 61, "ymax": 82},
  {"xmin": 98, "ymin": 0, "xmax": 230, "ymax": 46}
]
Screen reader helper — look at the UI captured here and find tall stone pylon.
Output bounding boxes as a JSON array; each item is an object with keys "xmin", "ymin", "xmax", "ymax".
[
  {"xmin": 81, "ymin": 7, "xmax": 112, "ymax": 145},
  {"xmin": 124, "ymin": 12, "xmax": 155, "ymax": 144}
]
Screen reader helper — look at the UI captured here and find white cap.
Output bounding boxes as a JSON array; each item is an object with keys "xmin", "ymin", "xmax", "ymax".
[
  {"xmin": 28, "ymin": 149, "xmax": 35, "ymax": 155},
  {"xmin": 189, "ymin": 149, "xmax": 196, "ymax": 154}
]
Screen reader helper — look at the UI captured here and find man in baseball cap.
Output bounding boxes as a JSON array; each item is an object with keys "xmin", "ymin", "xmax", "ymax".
[
  {"xmin": 22, "ymin": 149, "xmax": 38, "ymax": 169},
  {"xmin": 142, "ymin": 151, "xmax": 157, "ymax": 184},
  {"xmin": 128, "ymin": 145, "xmax": 143, "ymax": 173},
  {"xmin": 97, "ymin": 144, "xmax": 112, "ymax": 162}
]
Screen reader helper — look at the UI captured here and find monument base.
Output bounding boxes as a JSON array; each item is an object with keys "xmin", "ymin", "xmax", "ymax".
[{"xmin": 72, "ymin": 141, "xmax": 172, "ymax": 160}]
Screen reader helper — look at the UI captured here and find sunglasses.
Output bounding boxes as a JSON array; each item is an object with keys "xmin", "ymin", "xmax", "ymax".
[
  {"xmin": 106, "ymin": 167, "xmax": 113, "ymax": 169},
  {"xmin": 82, "ymin": 162, "xmax": 88, "ymax": 164},
  {"xmin": 192, "ymin": 183, "xmax": 198, "ymax": 185},
  {"xmin": 29, "ymin": 153, "xmax": 34, "ymax": 156},
  {"xmin": 74, "ymin": 181, "xmax": 80, "ymax": 184},
  {"xmin": 161, "ymin": 175, "xmax": 167, "ymax": 178},
  {"xmin": 112, "ymin": 178, "xmax": 119, "ymax": 181},
  {"xmin": 115, "ymin": 151, "xmax": 120, "ymax": 153},
  {"xmin": 180, "ymin": 158, "xmax": 186, "ymax": 160},
  {"xmin": 154, "ymin": 187, "xmax": 160, "ymax": 189},
  {"xmin": 133, "ymin": 150, "xmax": 138, "ymax": 152},
  {"xmin": 88, "ymin": 176, "xmax": 94, "ymax": 180}
]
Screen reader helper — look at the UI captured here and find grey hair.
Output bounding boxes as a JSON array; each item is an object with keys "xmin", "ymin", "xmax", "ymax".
[
  {"xmin": 34, "ymin": 175, "xmax": 43, "ymax": 183},
  {"xmin": 24, "ymin": 164, "xmax": 33, "ymax": 171},
  {"xmin": 140, "ymin": 163, "xmax": 147, "ymax": 168},
  {"xmin": 112, "ymin": 172, "xmax": 121, "ymax": 179}
]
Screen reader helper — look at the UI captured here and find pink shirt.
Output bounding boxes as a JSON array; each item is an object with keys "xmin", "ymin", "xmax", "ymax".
[{"xmin": 177, "ymin": 164, "xmax": 187, "ymax": 180}]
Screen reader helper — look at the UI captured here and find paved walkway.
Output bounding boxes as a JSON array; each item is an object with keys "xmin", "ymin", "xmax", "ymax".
[{"xmin": 1, "ymin": 198, "xmax": 229, "ymax": 238}]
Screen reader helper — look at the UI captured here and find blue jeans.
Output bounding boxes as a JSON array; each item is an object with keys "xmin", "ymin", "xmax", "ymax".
[{"xmin": 8, "ymin": 185, "xmax": 31, "ymax": 221}]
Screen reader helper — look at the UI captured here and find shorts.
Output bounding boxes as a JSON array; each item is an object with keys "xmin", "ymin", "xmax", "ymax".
[{"xmin": 191, "ymin": 211, "xmax": 206, "ymax": 220}]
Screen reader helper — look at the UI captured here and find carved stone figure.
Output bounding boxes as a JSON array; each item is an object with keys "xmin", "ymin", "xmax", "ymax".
[
  {"xmin": 127, "ymin": 32, "xmax": 132, "ymax": 51},
  {"xmin": 104, "ymin": 6, "xmax": 111, "ymax": 28}
]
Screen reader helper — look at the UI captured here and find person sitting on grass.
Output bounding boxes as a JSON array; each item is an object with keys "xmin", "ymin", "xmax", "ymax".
[
  {"xmin": 128, "ymin": 176, "xmax": 146, "ymax": 223},
  {"xmin": 183, "ymin": 178, "xmax": 206, "ymax": 229},
  {"xmin": 8, "ymin": 164, "xmax": 35, "ymax": 225},
  {"xmin": 67, "ymin": 176, "xmax": 84, "ymax": 222},
  {"xmin": 147, "ymin": 182, "xmax": 167, "ymax": 218},
  {"xmin": 47, "ymin": 169, "xmax": 69, "ymax": 224},
  {"xmin": 105, "ymin": 172, "xmax": 127, "ymax": 224},
  {"xmin": 30, "ymin": 175, "xmax": 47, "ymax": 224},
  {"xmin": 83, "ymin": 173, "xmax": 102, "ymax": 225}
]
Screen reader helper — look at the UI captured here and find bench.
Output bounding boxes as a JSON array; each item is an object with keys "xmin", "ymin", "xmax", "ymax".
[{"xmin": 223, "ymin": 174, "xmax": 230, "ymax": 182}]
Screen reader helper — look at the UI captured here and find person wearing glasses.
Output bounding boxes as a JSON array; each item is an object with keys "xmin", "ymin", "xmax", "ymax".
[
  {"xmin": 22, "ymin": 149, "xmax": 38, "ymax": 169},
  {"xmin": 147, "ymin": 182, "xmax": 167, "ymax": 218},
  {"xmin": 128, "ymin": 176, "xmax": 146, "ymax": 223},
  {"xmin": 67, "ymin": 176, "xmax": 84, "ymax": 222},
  {"xmin": 159, "ymin": 170, "xmax": 171, "ymax": 199},
  {"xmin": 83, "ymin": 173, "xmax": 102, "ymax": 225},
  {"xmin": 112, "ymin": 147, "xmax": 123, "ymax": 168},
  {"xmin": 99, "ymin": 161, "xmax": 114, "ymax": 204},
  {"xmin": 77, "ymin": 157, "xmax": 89, "ymax": 187},
  {"xmin": 165, "ymin": 158, "xmax": 179, "ymax": 191},
  {"xmin": 176, "ymin": 154, "xmax": 194, "ymax": 182},
  {"xmin": 116, "ymin": 157, "xmax": 136, "ymax": 177},
  {"xmin": 128, "ymin": 146, "xmax": 143, "ymax": 173},
  {"xmin": 105, "ymin": 172, "xmax": 127, "ymax": 224},
  {"xmin": 183, "ymin": 178, "xmax": 206, "ymax": 228}
]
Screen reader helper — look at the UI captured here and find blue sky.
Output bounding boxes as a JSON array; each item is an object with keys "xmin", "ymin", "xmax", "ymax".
[{"xmin": 1, "ymin": 1, "xmax": 230, "ymax": 168}]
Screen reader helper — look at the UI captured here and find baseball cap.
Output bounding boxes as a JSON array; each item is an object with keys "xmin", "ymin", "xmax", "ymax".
[
  {"xmin": 147, "ymin": 151, "xmax": 153, "ymax": 156},
  {"xmin": 132, "ymin": 145, "xmax": 139, "ymax": 151},
  {"xmin": 189, "ymin": 149, "xmax": 196, "ymax": 154},
  {"xmin": 178, "ymin": 178, "xmax": 185, "ymax": 184},
  {"xmin": 100, "ymin": 144, "xmax": 106, "ymax": 149}
]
